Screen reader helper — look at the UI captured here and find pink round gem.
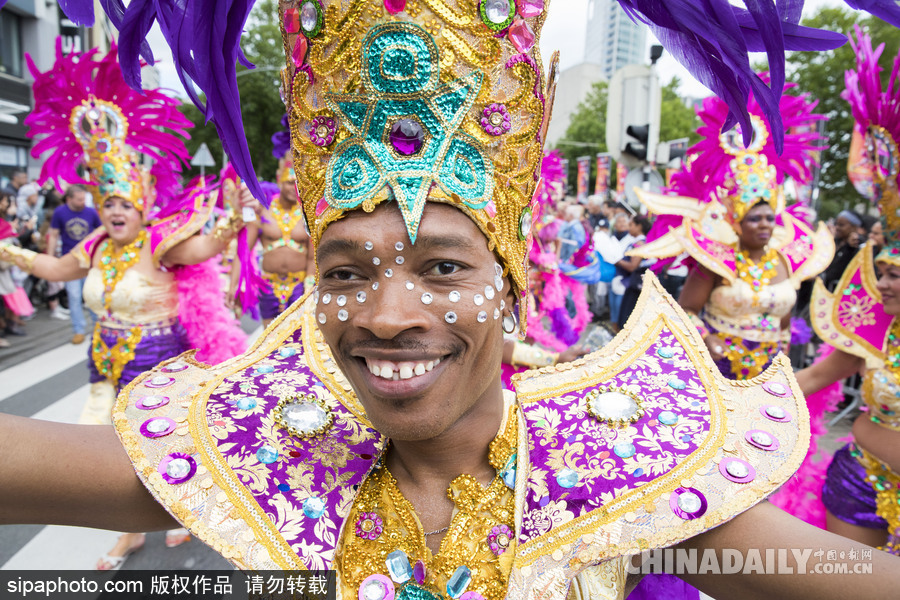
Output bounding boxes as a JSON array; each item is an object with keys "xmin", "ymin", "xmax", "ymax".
[
  {"xmin": 384, "ymin": 0, "xmax": 407, "ymax": 14},
  {"xmin": 389, "ymin": 119, "xmax": 424, "ymax": 156}
]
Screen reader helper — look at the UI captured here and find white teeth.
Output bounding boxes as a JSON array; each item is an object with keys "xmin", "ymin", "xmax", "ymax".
[{"xmin": 365, "ymin": 358, "xmax": 442, "ymax": 380}]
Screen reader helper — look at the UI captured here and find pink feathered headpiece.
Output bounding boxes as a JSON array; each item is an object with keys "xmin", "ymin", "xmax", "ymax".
[
  {"xmin": 670, "ymin": 76, "xmax": 826, "ymax": 212},
  {"xmin": 25, "ymin": 39, "xmax": 191, "ymax": 212}
]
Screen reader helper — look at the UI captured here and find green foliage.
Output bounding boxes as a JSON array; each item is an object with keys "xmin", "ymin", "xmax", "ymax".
[
  {"xmin": 554, "ymin": 78, "xmax": 700, "ymax": 194},
  {"xmin": 788, "ymin": 8, "xmax": 899, "ymax": 220},
  {"xmin": 180, "ymin": 0, "xmax": 287, "ymax": 183}
]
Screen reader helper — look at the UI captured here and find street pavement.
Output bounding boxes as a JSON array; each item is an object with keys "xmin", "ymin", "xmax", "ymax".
[
  {"xmin": 0, "ymin": 307, "xmax": 856, "ymax": 574},
  {"xmin": 0, "ymin": 306, "xmax": 260, "ymax": 571}
]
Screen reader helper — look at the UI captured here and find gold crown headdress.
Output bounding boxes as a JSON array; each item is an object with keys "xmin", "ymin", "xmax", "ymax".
[
  {"xmin": 278, "ymin": 154, "xmax": 297, "ymax": 184},
  {"xmin": 71, "ymin": 98, "xmax": 146, "ymax": 210},
  {"xmin": 279, "ymin": 0, "xmax": 555, "ymax": 317},
  {"xmin": 716, "ymin": 114, "xmax": 784, "ymax": 225}
]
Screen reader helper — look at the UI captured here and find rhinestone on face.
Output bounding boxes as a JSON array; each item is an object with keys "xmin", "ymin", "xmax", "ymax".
[
  {"xmin": 421, "ymin": 293, "xmax": 433, "ymax": 305},
  {"xmin": 484, "ymin": 286, "xmax": 495, "ymax": 300},
  {"xmin": 322, "ymin": 293, "xmax": 332, "ymax": 305},
  {"xmin": 373, "ymin": 257, "xmax": 381, "ymax": 265},
  {"xmin": 494, "ymin": 275, "xmax": 504, "ymax": 291},
  {"xmin": 395, "ymin": 242, "xmax": 404, "ymax": 251},
  {"xmin": 493, "ymin": 308, "xmax": 500, "ymax": 320},
  {"xmin": 445, "ymin": 311, "xmax": 458, "ymax": 324},
  {"xmin": 336, "ymin": 295, "xmax": 347, "ymax": 307},
  {"xmin": 372, "ymin": 282, "xmax": 379, "ymax": 291},
  {"xmin": 318, "ymin": 312, "xmax": 327, "ymax": 324},
  {"xmin": 395, "ymin": 256, "xmax": 405, "ymax": 265},
  {"xmin": 338, "ymin": 309, "xmax": 349, "ymax": 322},
  {"xmin": 385, "ymin": 269, "xmax": 393, "ymax": 278},
  {"xmin": 357, "ymin": 291, "xmax": 367, "ymax": 303},
  {"xmin": 449, "ymin": 291, "xmax": 461, "ymax": 303},
  {"xmin": 477, "ymin": 311, "xmax": 488, "ymax": 323},
  {"xmin": 405, "ymin": 281, "xmax": 414, "ymax": 290},
  {"xmin": 473, "ymin": 294, "xmax": 484, "ymax": 306},
  {"xmin": 364, "ymin": 241, "xmax": 374, "ymax": 251}
]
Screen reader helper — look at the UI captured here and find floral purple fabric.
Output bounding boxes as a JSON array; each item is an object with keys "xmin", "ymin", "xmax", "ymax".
[{"xmin": 519, "ymin": 328, "xmax": 712, "ymax": 542}]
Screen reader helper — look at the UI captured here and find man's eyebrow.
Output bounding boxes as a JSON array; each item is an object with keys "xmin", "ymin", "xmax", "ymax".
[{"xmin": 316, "ymin": 239, "xmax": 362, "ymax": 257}]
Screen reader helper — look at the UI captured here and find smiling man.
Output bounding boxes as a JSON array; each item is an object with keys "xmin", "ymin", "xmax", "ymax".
[{"xmin": 3, "ymin": 0, "xmax": 900, "ymax": 598}]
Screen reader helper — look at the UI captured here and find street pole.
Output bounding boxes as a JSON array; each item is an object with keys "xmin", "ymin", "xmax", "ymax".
[{"xmin": 644, "ymin": 46, "xmax": 663, "ymax": 192}]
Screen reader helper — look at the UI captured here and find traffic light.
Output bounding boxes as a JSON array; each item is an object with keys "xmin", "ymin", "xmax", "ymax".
[{"xmin": 623, "ymin": 124, "xmax": 649, "ymax": 162}]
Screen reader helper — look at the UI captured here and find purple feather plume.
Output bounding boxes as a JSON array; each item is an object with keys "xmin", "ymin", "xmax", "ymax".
[{"xmin": 272, "ymin": 114, "xmax": 292, "ymax": 159}]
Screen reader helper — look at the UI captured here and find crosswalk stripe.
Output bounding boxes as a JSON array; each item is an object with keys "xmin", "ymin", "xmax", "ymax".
[{"xmin": 0, "ymin": 343, "xmax": 86, "ymax": 403}]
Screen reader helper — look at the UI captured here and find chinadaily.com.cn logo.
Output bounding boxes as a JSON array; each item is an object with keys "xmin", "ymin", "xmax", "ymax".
[{"xmin": 626, "ymin": 548, "xmax": 874, "ymax": 575}]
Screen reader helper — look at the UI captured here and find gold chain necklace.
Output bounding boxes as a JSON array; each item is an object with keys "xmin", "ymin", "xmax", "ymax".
[
  {"xmin": 98, "ymin": 230, "xmax": 147, "ymax": 313},
  {"xmin": 734, "ymin": 247, "xmax": 779, "ymax": 294}
]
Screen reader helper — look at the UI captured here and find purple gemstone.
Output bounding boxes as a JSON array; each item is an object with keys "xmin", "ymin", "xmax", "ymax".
[
  {"xmin": 389, "ymin": 119, "xmax": 424, "ymax": 156},
  {"xmin": 413, "ymin": 559, "xmax": 426, "ymax": 584}
]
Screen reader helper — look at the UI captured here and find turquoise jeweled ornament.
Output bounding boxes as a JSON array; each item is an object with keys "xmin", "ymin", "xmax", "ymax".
[
  {"xmin": 386, "ymin": 549, "xmax": 414, "ymax": 583},
  {"xmin": 256, "ymin": 444, "xmax": 279, "ymax": 464},
  {"xmin": 303, "ymin": 496, "xmax": 326, "ymax": 519},
  {"xmin": 556, "ymin": 468, "xmax": 579, "ymax": 488},
  {"xmin": 325, "ymin": 23, "xmax": 493, "ymax": 243},
  {"xmin": 446, "ymin": 566, "xmax": 472, "ymax": 599}
]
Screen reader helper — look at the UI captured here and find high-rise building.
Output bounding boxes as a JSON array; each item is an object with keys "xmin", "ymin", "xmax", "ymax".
[{"xmin": 584, "ymin": 0, "xmax": 647, "ymax": 79}]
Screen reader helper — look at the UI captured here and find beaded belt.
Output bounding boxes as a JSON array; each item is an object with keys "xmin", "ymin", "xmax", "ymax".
[{"xmin": 703, "ymin": 310, "xmax": 782, "ymax": 343}]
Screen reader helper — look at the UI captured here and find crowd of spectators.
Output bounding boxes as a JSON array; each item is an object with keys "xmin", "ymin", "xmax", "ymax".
[{"xmin": 0, "ymin": 169, "xmax": 100, "ymax": 349}]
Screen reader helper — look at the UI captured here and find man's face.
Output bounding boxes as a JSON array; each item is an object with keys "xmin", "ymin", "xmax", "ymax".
[
  {"xmin": 280, "ymin": 179, "xmax": 299, "ymax": 204},
  {"xmin": 12, "ymin": 173, "xmax": 26, "ymax": 188},
  {"xmin": 68, "ymin": 190, "xmax": 86, "ymax": 211},
  {"xmin": 315, "ymin": 202, "xmax": 513, "ymax": 442}
]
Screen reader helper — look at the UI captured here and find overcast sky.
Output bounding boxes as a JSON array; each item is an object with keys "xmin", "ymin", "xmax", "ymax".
[{"xmin": 150, "ymin": 0, "xmax": 846, "ymax": 100}]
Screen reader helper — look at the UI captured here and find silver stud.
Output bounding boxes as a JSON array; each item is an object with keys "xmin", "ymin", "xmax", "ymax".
[
  {"xmin": 494, "ymin": 308, "xmax": 500, "ymax": 320},
  {"xmin": 372, "ymin": 282, "xmax": 379, "ymax": 291},
  {"xmin": 449, "ymin": 291, "xmax": 461, "ymax": 303},
  {"xmin": 395, "ymin": 242, "xmax": 404, "ymax": 251},
  {"xmin": 336, "ymin": 295, "xmax": 347, "ymax": 307},
  {"xmin": 421, "ymin": 293, "xmax": 433, "ymax": 305},
  {"xmin": 494, "ymin": 263, "xmax": 503, "ymax": 277},
  {"xmin": 500, "ymin": 300, "xmax": 506, "ymax": 311},
  {"xmin": 373, "ymin": 257, "xmax": 381, "ymax": 265},
  {"xmin": 313, "ymin": 291, "xmax": 320, "ymax": 303},
  {"xmin": 405, "ymin": 281, "xmax": 414, "ymax": 290},
  {"xmin": 484, "ymin": 286, "xmax": 495, "ymax": 300},
  {"xmin": 477, "ymin": 311, "xmax": 488, "ymax": 323},
  {"xmin": 494, "ymin": 276, "xmax": 504, "ymax": 291},
  {"xmin": 364, "ymin": 241, "xmax": 374, "ymax": 251},
  {"xmin": 318, "ymin": 313, "xmax": 326, "ymax": 324},
  {"xmin": 474, "ymin": 294, "xmax": 484, "ymax": 306},
  {"xmin": 445, "ymin": 311, "xmax": 458, "ymax": 324},
  {"xmin": 356, "ymin": 291, "xmax": 367, "ymax": 303},
  {"xmin": 385, "ymin": 269, "xmax": 393, "ymax": 278},
  {"xmin": 395, "ymin": 256, "xmax": 405, "ymax": 264},
  {"xmin": 322, "ymin": 293, "xmax": 332, "ymax": 305},
  {"xmin": 338, "ymin": 309, "xmax": 349, "ymax": 321}
]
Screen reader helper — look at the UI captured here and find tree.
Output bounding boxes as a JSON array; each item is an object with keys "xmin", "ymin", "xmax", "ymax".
[
  {"xmin": 554, "ymin": 78, "xmax": 700, "ymax": 195},
  {"xmin": 180, "ymin": 0, "xmax": 287, "ymax": 184},
  {"xmin": 787, "ymin": 9, "xmax": 899, "ymax": 220}
]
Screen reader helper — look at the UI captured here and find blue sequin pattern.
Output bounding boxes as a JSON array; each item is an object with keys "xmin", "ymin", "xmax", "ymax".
[{"xmin": 325, "ymin": 23, "xmax": 493, "ymax": 243}]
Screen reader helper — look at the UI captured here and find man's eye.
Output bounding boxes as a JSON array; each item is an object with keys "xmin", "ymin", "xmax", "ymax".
[
  {"xmin": 327, "ymin": 269, "xmax": 360, "ymax": 281},
  {"xmin": 429, "ymin": 261, "xmax": 461, "ymax": 276}
]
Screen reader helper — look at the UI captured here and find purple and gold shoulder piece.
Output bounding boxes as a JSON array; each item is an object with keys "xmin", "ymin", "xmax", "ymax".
[
  {"xmin": 148, "ymin": 192, "xmax": 215, "ymax": 266},
  {"xmin": 70, "ymin": 226, "xmax": 108, "ymax": 269},
  {"xmin": 777, "ymin": 213, "xmax": 834, "ymax": 285},
  {"xmin": 112, "ymin": 293, "xmax": 384, "ymax": 570},
  {"xmin": 811, "ymin": 245, "xmax": 893, "ymax": 368},
  {"xmin": 507, "ymin": 274, "xmax": 808, "ymax": 594}
]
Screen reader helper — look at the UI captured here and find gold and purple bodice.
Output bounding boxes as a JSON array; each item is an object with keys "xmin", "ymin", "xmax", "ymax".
[
  {"xmin": 84, "ymin": 267, "xmax": 180, "ymax": 328},
  {"xmin": 705, "ymin": 277, "xmax": 796, "ymax": 343},
  {"xmin": 112, "ymin": 276, "xmax": 808, "ymax": 599},
  {"xmin": 862, "ymin": 368, "xmax": 900, "ymax": 431}
]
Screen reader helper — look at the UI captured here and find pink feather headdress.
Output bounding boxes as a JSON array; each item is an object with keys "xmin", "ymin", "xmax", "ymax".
[
  {"xmin": 842, "ymin": 26, "xmax": 900, "ymax": 266},
  {"xmin": 24, "ymin": 39, "xmax": 191, "ymax": 212}
]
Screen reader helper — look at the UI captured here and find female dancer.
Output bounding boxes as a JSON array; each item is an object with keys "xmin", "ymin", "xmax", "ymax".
[
  {"xmin": 797, "ymin": 28, "xmax": 900, "ymax": 555},
  {"xmin": 631, "ymin": 85, "xmax": 834, "ymax": 380},
  {"xmin": 0, "ymin": 41, "xmax": 250, "ymax": 568}
]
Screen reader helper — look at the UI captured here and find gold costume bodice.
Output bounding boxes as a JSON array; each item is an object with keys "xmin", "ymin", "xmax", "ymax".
[
  {"xmin": 705, "ymin": 278, "xmax": 796, "ymax": 343},
  {"xmin": 862, "ymin": 368, "xmax": 900, "ymax": 431},
  {"xmin": 336, "ymin": 393, "xmax": 626, "ymax": 600},
  {"xmin": 84, "ymin": 266, "xmax": 179, "ymax": 327},
  {"xmin": 263, "ymin": 200, "xmax": 307, "ymax": 255}
]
